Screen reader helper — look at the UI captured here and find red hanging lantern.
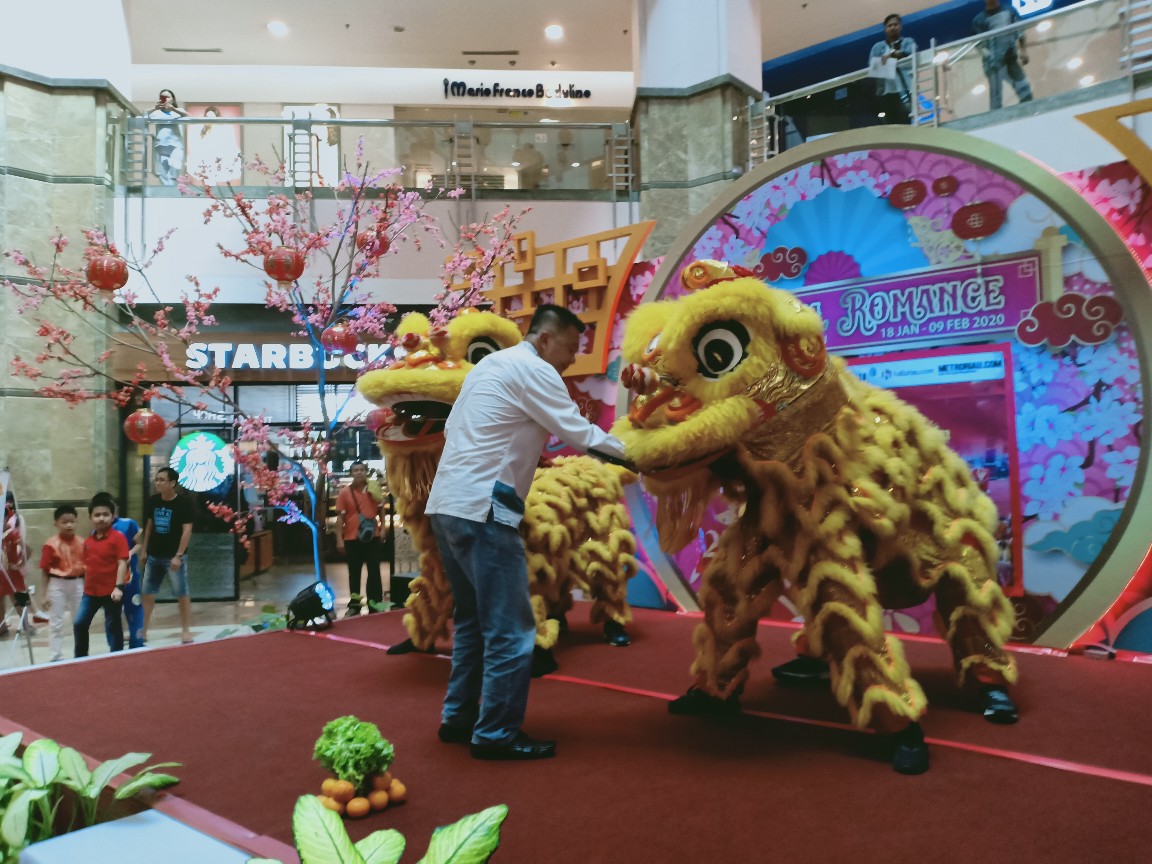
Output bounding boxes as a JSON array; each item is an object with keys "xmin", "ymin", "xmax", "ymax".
[
  {"xmin": 887, "ymin": 179, "xmax": 927, "ymax": 210},
  {"xmin": 123, "ymin": 408, "xmax": 167, "ymax": 456},
  {"xmin": 320, "ymin": 322, "xmax": 359, "ymax": 356},
  {"xmin": 951, "ymin": 202, "xmax": 1006, "ymax": 241},
  {"xmin": 356, "ymin": 227, "xmax": 390, "ymax": 257},
  {"xmin": 263, "ymin": 246, "xmax": 306, "ymax": 287},
  {"xmin": 86, "ymin": 253, "xmax": 129, "ymax": 292},
  {"xmin": 932, "ymin": 175, "xmax": 959, "ymax": 197}
]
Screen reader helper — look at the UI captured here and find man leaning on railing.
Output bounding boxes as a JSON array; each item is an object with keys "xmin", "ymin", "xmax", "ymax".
[{"xmin": 868, "ymin": 13, "xmax": 917, "ymax": 125}]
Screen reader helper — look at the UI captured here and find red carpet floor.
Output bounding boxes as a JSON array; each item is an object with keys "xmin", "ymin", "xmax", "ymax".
[{"xmin": 1, "ymin": 606, "xmax": 1150, "ymax": 863}]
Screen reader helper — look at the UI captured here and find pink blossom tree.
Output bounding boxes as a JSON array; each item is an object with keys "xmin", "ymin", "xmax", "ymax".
[{"xmin": 4, "ymin": 145, "xmax": 528, "ymax": 584}]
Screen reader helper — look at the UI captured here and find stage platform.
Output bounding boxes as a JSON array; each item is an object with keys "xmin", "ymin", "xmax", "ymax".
[{"xmin": 1, "ymin": 606, "xmax": 1150, "ymax": 863}]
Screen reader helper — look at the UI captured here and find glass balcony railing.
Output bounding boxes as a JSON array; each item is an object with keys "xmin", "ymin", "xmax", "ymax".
[
  {"xmin": 122, "ymin": 115, "xmax": 634, "ymax": 196},
  {"xmin": 754, "ymin": 0, "xmax": 1137, "ymax": 162}
]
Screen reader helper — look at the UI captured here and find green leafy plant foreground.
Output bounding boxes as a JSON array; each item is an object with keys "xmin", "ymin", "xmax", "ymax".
[
  {"xmin": 313, "ymin": 717, "xmax": 395, "ymax": 794},
  {"xmin": 249, "ymin": 796, "xmax": 508, "ymax": 864},
  {"xmin": 0, "ymin": 732, "xmax": 180, "ymax": 863}
]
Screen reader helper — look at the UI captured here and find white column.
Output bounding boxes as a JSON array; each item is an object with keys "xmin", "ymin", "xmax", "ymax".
[
  {"xmin": 0, "ymin": 0, "xmax": 132, "ymax": 95},
  {"xmin": 633, "ymin": 0, "xmax": 762, "ymax": 92}
]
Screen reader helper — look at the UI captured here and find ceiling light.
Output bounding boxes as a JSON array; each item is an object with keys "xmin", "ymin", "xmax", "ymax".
[
  {"xmin": 934, "ymin": 51, "xmax": 950, "ymax": 65},
  {"xmin": 267, "ymin": 20, "xmax": 289, "ymax": 37},
  {"xmin": 1079, "ymin": 74, "xmax": 1095, "ymax": 87},
  {"xmin": 877, "ymin": 112, "xmax": 886, "ymax": 118},
  {"xmin": 511, "ymin": 161, "xmax": 521, "ymax": 167},
  {"xmin": 972, "ymin": 83, "xmax": 987, "ymax": 95},
  {"xmin": 571, "ymin": 162, "xmax": 580, "ymax": 168},
  {"xmin": 1036, "ymin": 20, "xmax": 1053, "ymax": 32},
  {"xmin": 545, "ymin": 24, "xmax": 564, "ymax": 40},
  {"xmin": 1067, "ymin": 57, "xmax": 1083, "ymax": 70},
  {"xmin": 539, "ymin": 118, "xmax": 559, "ymax": 123}
]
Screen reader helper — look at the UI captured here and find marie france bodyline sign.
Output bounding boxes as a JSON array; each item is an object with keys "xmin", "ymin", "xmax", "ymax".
[{"xmin": 794, "ymin": 252, "xmax": 1041, "ymax": 352}]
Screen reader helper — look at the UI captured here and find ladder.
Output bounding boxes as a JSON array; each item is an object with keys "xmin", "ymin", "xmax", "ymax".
[
  {"xmin": 289, "ymin": 120, "xmax": 314, "ymax": 188},
  {"xmin": 607, "ymin": 123, "xmax": 633, "ymax": 195},
  {"xmin": 1125, "ymin": 0, "xmax": 1152, "ymax": 73},
  {"xmin": 747, "ymin": 101, "xmax": 778, "ymax": 170},
  {"xmin": 122, "ymin": 117, "xmax": 150, "ymax": 191}
]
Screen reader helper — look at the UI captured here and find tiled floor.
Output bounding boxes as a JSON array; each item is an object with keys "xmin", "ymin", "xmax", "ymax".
[{"xmin": 0, "ymin": 561, "xmax": 386, "ymax": 674}]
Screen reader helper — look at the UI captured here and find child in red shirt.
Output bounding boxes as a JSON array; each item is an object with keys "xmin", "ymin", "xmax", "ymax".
[{"xmin": 73, "ymin": 492, "xmax": 130, "ymax": 658}]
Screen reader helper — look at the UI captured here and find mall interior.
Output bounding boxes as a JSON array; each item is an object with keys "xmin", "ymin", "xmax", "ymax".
[{"xmin": 2, "ymin": 0, "xmax": 1152, "ymax": 860}]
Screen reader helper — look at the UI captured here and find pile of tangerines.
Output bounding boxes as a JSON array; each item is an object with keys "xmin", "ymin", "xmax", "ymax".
[{"xmin": 316, "ymin": 770, "xmax": 408, "ymax": 819}]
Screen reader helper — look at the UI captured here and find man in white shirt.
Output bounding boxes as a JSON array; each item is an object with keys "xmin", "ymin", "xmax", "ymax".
[{"xmin": 427, "ymin": 304, "xmax": 629, "ymax": 761}]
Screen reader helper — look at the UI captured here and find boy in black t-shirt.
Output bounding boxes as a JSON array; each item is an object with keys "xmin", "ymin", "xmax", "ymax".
[{"xmin": 140, "ymin": 467, "xmax": 195, "ymax": 644}]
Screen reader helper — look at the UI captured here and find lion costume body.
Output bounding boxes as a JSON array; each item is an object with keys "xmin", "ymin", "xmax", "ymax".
[
  {"xmin": 356, "ymin": 310, "xmax": 639, "ymax": 654},
  {"xmin": 612, "ymin": 263, "xmax": 1017, "ymax": 743}
]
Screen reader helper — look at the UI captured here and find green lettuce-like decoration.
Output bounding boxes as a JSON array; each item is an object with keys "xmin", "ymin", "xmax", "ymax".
[{"xmin": 313, "ymin": 716, "xmax": 395, "ymax": 794}]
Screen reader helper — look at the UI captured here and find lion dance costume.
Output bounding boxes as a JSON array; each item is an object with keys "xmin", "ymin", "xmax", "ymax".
[
  {"xmin": 611, "ymin": 261, "xmax": 1019, "ymax": 773},
  {"xmin": 357, "ymin": 310, "xmax": 639, "ymax": 662}
]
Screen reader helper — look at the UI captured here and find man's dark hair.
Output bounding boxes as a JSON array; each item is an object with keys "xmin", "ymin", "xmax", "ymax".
[
  {"xmin": 89, "ymin": 492, "xmax": 117, "ymax": 515},
  {"xmin": 527, "ymin": 303, "xmax": 585, "ymax": 335},
  {"xmin": 53, "ymin": 504, "xmax": 77, "ymax": 521},
  {"xmin": 884, "ymin": 13, "xmax": 901, "ymax": 25},
  {"xmin": 157, "ymin": 467, "xmax": 179, "ymax": 483},
  {"xmin": 350, "ymin": 461, "xmax": 367, "ymax": 471}
]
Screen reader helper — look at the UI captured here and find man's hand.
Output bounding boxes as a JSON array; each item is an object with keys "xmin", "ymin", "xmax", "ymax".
[
  {"xmin": 169, "ymin": 553, "xmax": 183, "ymax": 571},
  {"xmin": 112, "ymin": 586, "xmax": 124, "ymax": 602}
]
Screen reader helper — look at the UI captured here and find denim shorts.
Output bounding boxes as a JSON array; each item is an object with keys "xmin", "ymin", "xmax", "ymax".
[{"xmin": 143, "ymin": 555, "xmax": 190, "ymax": 597}]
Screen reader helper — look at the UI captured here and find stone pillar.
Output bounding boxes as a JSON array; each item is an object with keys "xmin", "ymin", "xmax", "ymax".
[
  {"xmin": 0, "ymin": 69, "xmax": 126, "ymax": 541},
  {"xmin": 632, "ymin": 0, "xmax": 762, "ymax": 257}
]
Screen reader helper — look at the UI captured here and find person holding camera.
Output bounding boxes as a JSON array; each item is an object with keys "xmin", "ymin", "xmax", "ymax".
[
  {"xmin": 868, "ymin": 13, "xmax": 917, "ymax": 125},
  {"xmin": 335, "ymin": 461, "xmax": 383, "ymax": 616}
]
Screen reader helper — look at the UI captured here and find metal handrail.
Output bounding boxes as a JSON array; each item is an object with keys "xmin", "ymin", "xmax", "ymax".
[{"xmin": 761, "ymin": 0, "xmax": 1115, "ymax": 110}]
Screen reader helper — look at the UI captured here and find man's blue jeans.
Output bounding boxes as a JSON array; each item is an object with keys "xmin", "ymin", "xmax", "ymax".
[
  {"xmin": 430, "ymin": 512, "xmax": 535, "ymax": 746},
  {"xmin": 74, "ymin": 594, "xmax": 124, "ymax": 657}
]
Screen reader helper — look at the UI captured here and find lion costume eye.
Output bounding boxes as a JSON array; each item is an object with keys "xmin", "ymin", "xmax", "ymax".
[
  {"xmin": 644, "ymin": 333, "xmax": 661, "ymax": 358},
  {"xmin": 466, "ymin": 336, "xmax": 502, "ymax": 365},
  {"xmin": 693, "ymin": 321, "xmax": 749, "ymax": 379}
]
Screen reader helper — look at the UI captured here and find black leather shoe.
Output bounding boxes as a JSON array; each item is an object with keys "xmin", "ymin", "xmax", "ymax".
[
  {"xmin": 386, "ymin": 638, "xmax": 438, "ymax": 655},
  {"xmin": 603, "ymin": 619, "xmax": 631, "ymax": 647},
  {"xmin": 667, "ymin": 686, "xmax": 741, "ymax": 716},
  {"xmin": 771, "ymin": 655, "xmax": 830, "ymax": 686},
  {"xmin": 981, "ymin": 686, "xmax": 1019, "ymax": 724},
  {"xmin": 891, "ymin": 722, "xmax": 930, "ymax": 775},
  {"xmin": 438, "ymin": 723, "xmax": 473, "ymax": 745},
  {"xmin": 531, "ymin": 646, "xmax": 558, "ymax": 677},
  {"xmin": 471, "ymin": 731, "xmax": 556, "ymax": 761}
]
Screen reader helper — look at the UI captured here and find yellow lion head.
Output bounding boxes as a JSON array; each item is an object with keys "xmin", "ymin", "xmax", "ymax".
[
  {"xmin": 357, "ymin": 309, "xmax": 523, "ymax": 454},
  {"xmin": 610, "ymin": 262, "xmax": 829, "ymax": 474}
]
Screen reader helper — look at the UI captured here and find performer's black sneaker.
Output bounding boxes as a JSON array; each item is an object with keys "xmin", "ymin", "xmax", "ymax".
[
  {"xmin": 603, "ymin": 619, "xmax": 631, "ymax": 647},
  {"xmin": 981, "ymin": 686, "xmax": 1019, "ymax": 724},
  {"xmin": 771, "ymin": 655, "xmax": 830, "ymax": 686},
  {"xmin": 667, "ymin": 686, "xmax": 742, "ymax": 716},
  {"xmin": 386, "ymin": 638, "xmax": 438, "ymax": 655},
  {"xmin": 531, "ymin": 646, "xmax": 559, "ymax": 677},
  {"xmin": 891, "ymin": 722, "xmax": 930, "ymax": 775}
]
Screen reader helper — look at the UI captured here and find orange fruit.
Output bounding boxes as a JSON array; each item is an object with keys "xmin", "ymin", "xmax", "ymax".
[
  {"xmin": 345, "ymin": 797, "xmax": 371, "ymax": 819},
  {"xmin": 318, "ymin": 795, "xmax": 344, "ymax": 815},
  {"xmin": 368, "ymin": 789, "xmax": 390, "ymax": 811},
  {"xmin": 387, "ymin": 778, "xmax": 407, "ymax": 803},
  {"xmin": 320, "ymin": 778, "xmax": 339, "ymax": 797},
  {"xmin": 370, "ymin": 771, "xmax": 393, "ymax": 791},
  {"xmin": 330, "ymin": 780, "xmax": 356, "ymax": 804}
]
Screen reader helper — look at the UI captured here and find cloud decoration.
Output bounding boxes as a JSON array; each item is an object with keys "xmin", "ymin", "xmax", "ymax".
[
  {"xmin": 1027, "ymin": 508, "xmax": 1122, "ymax": 565},
  {"xmin": 1015, "ymin": 293, "xmax": 1123, "ymax": 349},
  {"xmin": 753, "ymin": 246, "xmax": 808, "ymax": 282}
]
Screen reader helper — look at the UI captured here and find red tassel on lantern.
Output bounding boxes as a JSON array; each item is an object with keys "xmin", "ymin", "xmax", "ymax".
[
  {"xmin": 123, "ymin": 408, "xmax": 167, "ymax": 456},
  {"xmin": 263, "ymin": 246, "xmax": 306, "ymax": 288},
  {"xmin": 87, "ymin": 253, "xmax": 129, "ymax": 292}
]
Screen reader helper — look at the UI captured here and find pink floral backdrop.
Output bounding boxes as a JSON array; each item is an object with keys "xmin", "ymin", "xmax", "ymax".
[{"xmin": 547, "ymin": 153, "xmax": 1152, "ymax": 650}]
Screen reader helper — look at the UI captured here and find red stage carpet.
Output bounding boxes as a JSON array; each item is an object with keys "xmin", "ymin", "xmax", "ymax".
[{"xmin": 1, "ymin": 607, "xmax": 1150, "ymax": 863}]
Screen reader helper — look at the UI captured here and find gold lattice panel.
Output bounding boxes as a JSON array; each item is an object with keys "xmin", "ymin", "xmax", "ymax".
[{"xmin": 468, "ymin": 221, "xmax": 654, "ymax": 377}]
